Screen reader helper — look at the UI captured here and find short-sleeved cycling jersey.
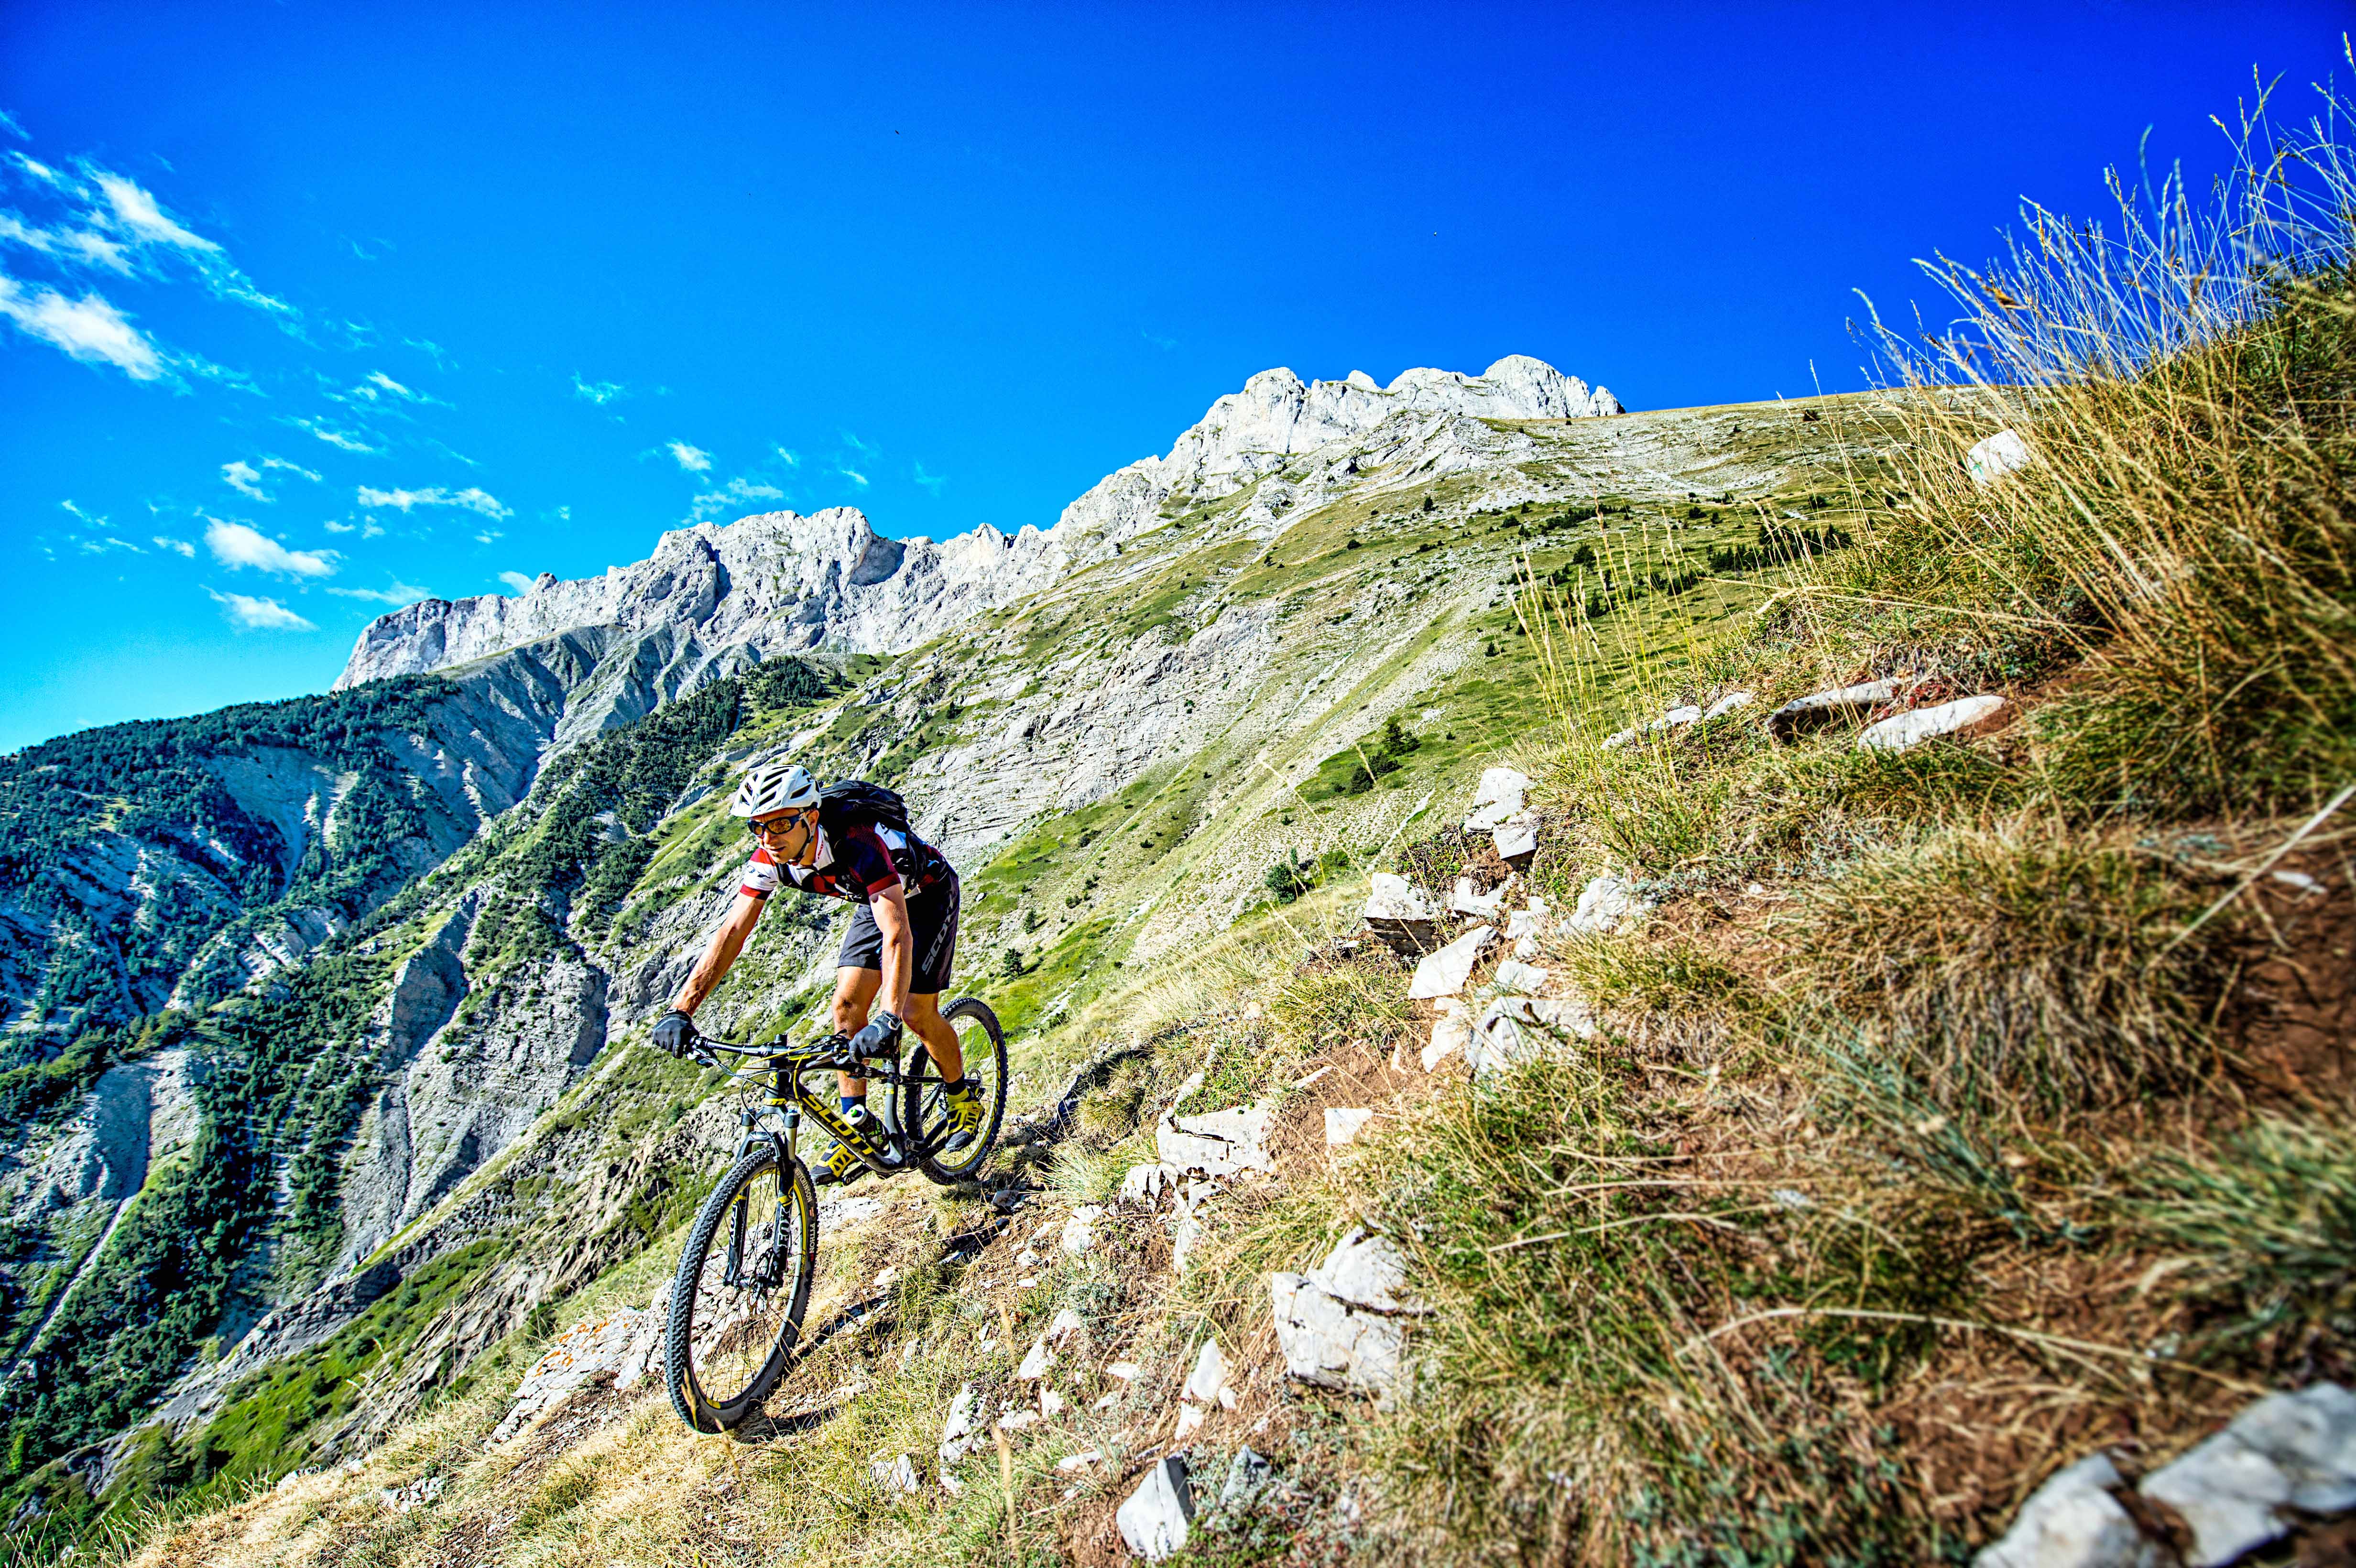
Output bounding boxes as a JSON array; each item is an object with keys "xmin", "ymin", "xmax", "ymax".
[{"xmin": 739, "ymin": 820, "xmax": 952, "ymax": 905}]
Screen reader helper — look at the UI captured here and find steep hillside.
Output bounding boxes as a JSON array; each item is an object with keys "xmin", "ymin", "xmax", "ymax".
[
  {"xmin": 0, "ymin": 351, "xmax": 1852, "ymax": 1546},
  {"xmin": 18, "ymin": 119, "xmax": 2355, "ymax": 1564}
]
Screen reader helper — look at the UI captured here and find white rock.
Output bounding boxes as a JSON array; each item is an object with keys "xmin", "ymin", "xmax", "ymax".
[
  {"xmin": 871, "ymin": 1453, "xmax": 921, "ymax": 1496},
  {"xmin": 1157, "ymin": 1103, "xmax": 1274, "ymax": 1177},
  {"xmin": 1492, "ymin": 959, "xmax": 1552, "ymax": 995},
  {"xmin": 1462, "ymin": 767, "xmax": 1532, "ymax": 832},
  {"xmin": 1182, "ymin": 1340, "xmax": 1231, "ymax": 1406},
  {"xmin": 1492, "ymin": 814, "xmax": 1540, "ymax": 862},
  {"xmin": 1039, "ymin": 1388, "xmax": 1067, "ymax": 1417},
  {"xmin": 1767, "ymin": 679, "xmax": 1901, "ymax": 740},
  {"xmin": 1116, "ymin": 1455, "xmax": 1195, "ymax": 1562},
  {"xmin": 1968, "ymin": 428, "xmax": 2036, "ymax": 484},
  {"xmin": 1450, "ymin": 877, "xmax": 1508, "ymax": 918},
  {"xmin": 1857, "ymin": 695, "xmax": 2006, "ymax": 752},
  {"xmin": 488, "ymin": 1299, "xmax": 666, "ymax": 1445},
  {"xmin": 2139, "ymin": 1383, "xmax": 2356, "ymax": 1568},
  {"xmin": 1973, "ymin": 1453, "xmax": 2160, "ymax": 1568},
  {"xmin": 1504, "ymin": 900, "xmax": 1550, "ymax": 940},
  {"xmin": 1703, "ymin": 691, "xmax": 1755, "ymax": 719},
  {"xmin": 1408, "ymin": 926, "xmax": 1496, "ymax": 1000},
  {"xmin": 938, "ymin": 1383, "xmax": 981, "ymax": 1466},
  {"xmin": 1657, "ymin": 704, "xmax": 1703, "ymax": 731},
  {"xmin": 1601, "ymin": 725, "xmax": 1640, "ymax": 751},
  {"xmin": 1056, "ymin": 1449, "xmax": 1102, "ymax": 1473},
  {"xmin": 1422, "ymin": 1000, "xmax": 1472, "ymax": 1072},
  {"xmin": 1121, "ymin": 1162, "xmax": 1178, "ymax": 1204},
  {"xmin": 1045, "ymin": 1307, "xmax": 1087, "ymax": 1345},
  {"xmin": 1564, "ymin": 875, "xmax": 1652, "ymax": 935},
  {"xmin": 1015, "ymin": 1335, "xmax": 1056, "ymax": 1381},
  {"xmin": 1059, "ymin": 1207, "xmax": 1103, "ymax": 1255},
  {"xmin": 1268, "ymin": 1229, "xmax": 1425, "ymax": 1402},
  {"xmin": 997, "ymin": 1408, "xmax": 1040, "ymax": 1432},
  {"xmin": 1363, "ymin": 872, "xmax": 1436, "ymax": 922},
  {"xmin": 1324, "ymin": 1107, "xmax": 1374, "ymax": 1145},
  {"xmin": 1104, "ymin": 1361, "xmax": 1141, "ymax": 1381}
]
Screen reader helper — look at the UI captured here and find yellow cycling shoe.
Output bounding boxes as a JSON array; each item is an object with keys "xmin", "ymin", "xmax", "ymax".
[{"xmin": 941, "ymin": 1080, "xmax": 987, "ymax": 1152}]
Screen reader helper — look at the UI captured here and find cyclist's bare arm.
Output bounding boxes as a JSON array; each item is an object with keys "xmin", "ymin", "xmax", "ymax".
[
  {"xmin": 671, "ymin": 892, "xmax": 765, "ymax": 1016},
  {"xmin": 869, "ymin": 883, "xmax": 916, "ymax": 1017}
]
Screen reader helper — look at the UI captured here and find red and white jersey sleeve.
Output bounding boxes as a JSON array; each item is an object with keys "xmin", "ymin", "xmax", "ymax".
[{"xmin": 740, "ymin": 845, "xmax": 782, "ymax": 899}]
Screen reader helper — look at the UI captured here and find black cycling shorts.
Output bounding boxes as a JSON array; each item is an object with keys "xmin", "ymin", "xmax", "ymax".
[{"xmin": 836, "ymin": 871, "xmax": 960, "ymax": 994}]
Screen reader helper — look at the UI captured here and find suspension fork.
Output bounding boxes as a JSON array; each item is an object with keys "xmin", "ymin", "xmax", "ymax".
[{"xmin": 725, "ymin": 1065, "xmax": 800, "ymax": 1289}]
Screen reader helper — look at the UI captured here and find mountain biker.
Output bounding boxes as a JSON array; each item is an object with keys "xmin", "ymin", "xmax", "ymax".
[{"xmin": 647, "ymin": 761, "xmax": 984, "ymax": 1185}]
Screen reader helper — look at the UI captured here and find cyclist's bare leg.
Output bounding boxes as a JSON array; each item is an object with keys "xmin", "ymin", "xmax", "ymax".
[
  {"xmin": 902, "ymin": 991, "xmax": 964, "ymax": 1082},
  {"xmin": 831, "ymin": 965, "xmax": 878, "ymax": 1101}
]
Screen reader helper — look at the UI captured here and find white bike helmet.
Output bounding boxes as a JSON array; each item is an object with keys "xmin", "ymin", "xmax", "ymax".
[{"xmin": 730, "ymin": 760, "xmax": 821, "ymax": 819}]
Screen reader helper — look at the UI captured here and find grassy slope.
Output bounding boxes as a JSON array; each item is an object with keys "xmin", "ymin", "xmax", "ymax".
[{"xmin": 59, "ymin": 161, "xmax": 2356, "ymax": 1560}]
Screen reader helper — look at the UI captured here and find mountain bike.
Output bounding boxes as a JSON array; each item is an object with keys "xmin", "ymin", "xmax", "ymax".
[{"xmin": 663, "ymin": 998, "xmax": 1007, "ymax": 1434}]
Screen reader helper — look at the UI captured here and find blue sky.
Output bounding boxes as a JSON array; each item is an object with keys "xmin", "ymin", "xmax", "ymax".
[{"xmin": 1, "ymin": 2, "xmax": 2345, "ymax": 751}]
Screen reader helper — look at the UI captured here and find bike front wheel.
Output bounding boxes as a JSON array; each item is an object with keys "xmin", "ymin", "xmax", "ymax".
[
  {"xmin": 665, "ymin": 1146, "xmax": 817, "ymax": 1433},
  {"xmin": 900, "ymin": 996, "xmax": 1008, "ymax": 1185}
]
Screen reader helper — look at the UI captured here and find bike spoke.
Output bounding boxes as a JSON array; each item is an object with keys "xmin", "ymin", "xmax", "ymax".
[{"xmin": 687, "ymin": 1165, "xmax": 799, "ymax": 1408}]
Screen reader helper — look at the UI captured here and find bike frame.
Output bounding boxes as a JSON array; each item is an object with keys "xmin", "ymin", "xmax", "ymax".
[{"xmin": 704, "ymin": 1040, "xmax": 928, "ymax": 1288}]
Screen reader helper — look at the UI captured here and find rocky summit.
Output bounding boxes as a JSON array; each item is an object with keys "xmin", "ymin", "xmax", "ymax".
[{"xmin": 332, "ymin": 355, "xmax": 1622, "ymax": 712}]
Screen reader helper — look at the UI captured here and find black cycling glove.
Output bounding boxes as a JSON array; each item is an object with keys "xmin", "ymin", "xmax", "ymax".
[
  {"xmin": 849, "ymin": 1009, "xmax": 904, "ymax": 1060},
  {"xmin": 651, "ymin": 1009, "xmax": 699, "ymax": 1058}
]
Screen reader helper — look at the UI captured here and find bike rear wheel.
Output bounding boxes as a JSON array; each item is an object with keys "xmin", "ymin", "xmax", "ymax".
[
  {"xmin": 900, "ymin": 996, "xmax": 1008, "ymax": 1184},
  {"xmin": 665, "ymin": 1146, "xmax": 817, "ymax": 1433}
]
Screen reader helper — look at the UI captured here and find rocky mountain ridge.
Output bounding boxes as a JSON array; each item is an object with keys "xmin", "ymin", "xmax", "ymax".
[{"xmin": 332, "ymin": 355, "xmax": 1622, "ymax": 701}]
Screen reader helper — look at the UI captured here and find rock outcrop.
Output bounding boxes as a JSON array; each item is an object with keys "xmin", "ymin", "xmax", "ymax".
[{"xmin": 332, "ymin": 355, "xmax": 1621, "ymax": 704}]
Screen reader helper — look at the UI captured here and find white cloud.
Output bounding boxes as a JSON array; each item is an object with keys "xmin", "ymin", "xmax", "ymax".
[
  {"xmin": 774, "ymin": 446, "xmax": 800, "ymax": 468},
  {"xmin": 0, "ymin": 111, "xmax": 26, "ymax": 142},
  {"xmin": 207, "ymin": 588, "xmax": 315, "ymax": 631},
  {"xmin": 836, "ymin": 466, "xmax": 869, "ymax": 487},
  {"xmin": 0, "ymin": 212, "xmax": 133, "ymax": 272},
  {"xmin": 153, "ymin": 534, "xmax": 195, "ymax": 556},
  {"xmin": 0, "ymin": 272, "xmax": 164, "ymax": 379},
  {"xmin": 61, "ymin": 499, "xmax": 107, "ymax": 527},
  {"xmin": 87, "ymin": 170, "xmax": 215, "ymax": 253},
  {"xmin": 840, "ymin": 430, "xmax": 874, "ymax": 455},
  {"xmin": 355, "ymin": 485, "xmax": 510, "ymax": 518},
  {"xmin": 913, "ymin": 461, "xmax": 947, "ymax": 496},
  {"xmin": 221, "ymin": 457, "xmax": 318, "ymax": 501},
  {"xmin": 360, "ymin": 521, "xmax": 383, "ymax": 538},
  {"xmin": 497, "ymin": 570, "xmax": 536, "ymax": 594},
  {"xmin": 474, "ymin": 530, "xmax": 502, "ymax": 545},
  {"xmin": 7, "ymin": 152, "xmax": 79, "ymax": 195},
  {"xmin": 323, "ymin": 518, "xmax": 353, "ymax": 534},
  {"xmin": 288, "ymin": 416, "xmax": 381, "ymax": 454},
  {"xmin": 205, "ymin": 519, "xmax": 337, "ymax": 578},
  {"xmin": 222, "ymin": 459, "xmax": 268, "ymax": 500},
  {"xmin": 77, "ymin": 535, "xmax": 142, "ymax": 555},
  {"xmin": 667, "ymin": 440, "xmax": 711, "ymax": 472},
  {"xmin": 690, "ymin": 476, "xmax": 786, "ymax": 521},
  {"xmin": 85, "ymin": 167, "xmax": 295, "ymax": 320},
  {"xmin": 327, "ymin": 581, "xmax": 430, "ymax": 605},
  {"xmin": 573, "ymin": 373, "xmax": 625, "ymax": 405},
  {"xmin": 346, "ymin": 369, "xmax": 440, "ymax": 406}
]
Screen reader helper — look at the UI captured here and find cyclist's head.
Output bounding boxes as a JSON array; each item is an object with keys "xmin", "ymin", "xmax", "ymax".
[{"xmin": 731, "ymin": 762, "xmax": 823, "ymax": 864}]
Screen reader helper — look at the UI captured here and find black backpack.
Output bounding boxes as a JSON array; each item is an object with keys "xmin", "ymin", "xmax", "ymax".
[{"xmin": 818, "ymin": 779, "xmax": 913, "ymax": 837}]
